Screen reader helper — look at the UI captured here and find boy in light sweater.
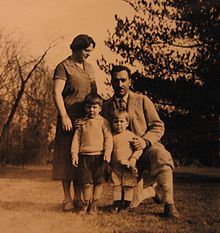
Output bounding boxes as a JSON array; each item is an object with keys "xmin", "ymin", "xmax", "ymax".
[
  {"xmin": 110, "ymin": 110, "xmax": 143, "ymax": 212},
  {"xmin": 71, "ymin": 93, "xmax": 113, "ymax": 214}
]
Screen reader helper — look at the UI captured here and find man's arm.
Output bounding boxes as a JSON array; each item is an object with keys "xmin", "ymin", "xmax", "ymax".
[{"xmin": 142, "ymin": 96, "xmax": 165, "ymax": 145}]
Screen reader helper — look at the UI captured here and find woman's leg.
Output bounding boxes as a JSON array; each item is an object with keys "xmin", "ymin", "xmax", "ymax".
[
  {"xmin": 73, "ymin": 182, "xmax": 82, "ymax": 201},
  {"xmin": 62, "ymin": 180, "xmax": 72, "ymax": 202},
  {"xmin": 62, "ymin": 180, "xmax": 74, "ymax": 211}
]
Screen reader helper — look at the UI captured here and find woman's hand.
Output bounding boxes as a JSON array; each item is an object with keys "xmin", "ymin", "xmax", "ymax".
[
  {"xmin": 74, "ymin": 119, "xmax": 86, "ymax": 128},
  {"xmin": 61, "ymin": 114, "xmax": 73, "ymax": 131}
]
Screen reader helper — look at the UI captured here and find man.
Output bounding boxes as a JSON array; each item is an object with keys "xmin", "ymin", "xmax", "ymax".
[{"xmin": 102, "ymin": 65, "xmax": 179, "ymax": 218}]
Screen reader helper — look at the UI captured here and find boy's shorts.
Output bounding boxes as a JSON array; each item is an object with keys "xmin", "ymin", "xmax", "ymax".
[
  {"xmin": 76, "ymin": 154, "xmax": 104, "ymax": 185},
  {"xmin": 111, "ymin": 167, "xmax": 137, "ymax": 187}
]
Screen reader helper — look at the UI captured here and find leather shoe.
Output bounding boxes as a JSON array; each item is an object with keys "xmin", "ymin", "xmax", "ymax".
[
  {"xmin": 62, "ymin": 200, "xmax": 74, "ymax": 212},
  {"xmin": 164, "ymin": 203, "xmax": 180, "ymax": 218}
]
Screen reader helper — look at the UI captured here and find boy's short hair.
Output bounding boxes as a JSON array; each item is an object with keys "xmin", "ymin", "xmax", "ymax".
[
  {"xmin": 111, "ymin": 110, "xmax": 129, "ymax": 122},
  {"xmin": 84, "ymin": 93, "xmax": 103, "ymax": 107}
]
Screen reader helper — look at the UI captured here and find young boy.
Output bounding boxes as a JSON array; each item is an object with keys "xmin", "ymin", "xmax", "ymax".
[
  {"xmin": 110, "ymin": 110, "xmax": 143, "ymax": 213},
  {"xmin": 71, "ymin": 93, "xmax": 113, "ymax": 214}
]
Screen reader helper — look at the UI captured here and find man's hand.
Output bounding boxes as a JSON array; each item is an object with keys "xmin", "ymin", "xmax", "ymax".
[
  {"xmin": 131, "ymin": 137, "xmax": 148, "ymax": 150},
  {"xmin": 72, "ymin": 156, "xmax": 78, "ymax": 167},
  {"xmin": 120, "ymin": 159, "xmax": 129, "ymax": 167}
]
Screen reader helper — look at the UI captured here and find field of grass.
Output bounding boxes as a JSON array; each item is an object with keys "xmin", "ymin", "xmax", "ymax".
[{"xmin": 0, "ymin": 166, "xmax": 219, "ymax": 233}]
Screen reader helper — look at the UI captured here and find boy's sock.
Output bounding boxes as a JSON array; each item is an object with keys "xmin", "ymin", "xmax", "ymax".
[
  {"xmin": 124, "ymin": 186, "xmax": 134, "ymax": 202},
  {"xmin": 82, "ymin": 183, "xmax": 93, "ymax": 202},
  {"xmin": 113, "ymin": 185, "xmax": 122, "ymax": 200},
  {"xmin": 93, "ymin": 183, "xmax": 103, "ymax": 200}
]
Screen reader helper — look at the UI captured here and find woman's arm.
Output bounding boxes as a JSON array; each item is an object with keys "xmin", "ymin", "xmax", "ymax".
[{"xmin": 53, "ymin": 79, "xmax": 73, "ymax": 131}]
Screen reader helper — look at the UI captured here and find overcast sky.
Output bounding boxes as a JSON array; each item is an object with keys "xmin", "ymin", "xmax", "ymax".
[{"xmin": 0, "ymin": 0, "xmax": 133, "ymax": 90}]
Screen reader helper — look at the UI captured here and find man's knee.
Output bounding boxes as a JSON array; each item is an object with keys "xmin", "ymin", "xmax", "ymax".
[
  {"xmin": 148, "ymin": 145, "xmax": 174, "ymax": 175},
  {"xmin": 137, "ymin": 143, "xmax": 174, "ymax": 176}
]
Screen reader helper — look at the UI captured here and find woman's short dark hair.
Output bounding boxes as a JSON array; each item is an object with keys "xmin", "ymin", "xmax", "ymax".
[
  {"xmin": 70, "ymin": 34, "xmax": 96, "ymax": 52},
  {"xmin": 110, "ymin": 65, "xmax": 131, "ymax": 79}
]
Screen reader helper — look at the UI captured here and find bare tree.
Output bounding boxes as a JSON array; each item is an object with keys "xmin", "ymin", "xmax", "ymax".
[{"xmin": 0, "ymin": 30, "xmax": 58, "ymax": 165}]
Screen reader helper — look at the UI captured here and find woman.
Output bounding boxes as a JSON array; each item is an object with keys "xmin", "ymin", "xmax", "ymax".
[{"xmin": 52, "ymin": 34, "xmax": 97, "ymax": 212}]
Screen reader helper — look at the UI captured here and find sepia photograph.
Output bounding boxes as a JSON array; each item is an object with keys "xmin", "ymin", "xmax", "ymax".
[{"xmin": 0, "ymin": 0, "xmax": 219, "ymax": 232}]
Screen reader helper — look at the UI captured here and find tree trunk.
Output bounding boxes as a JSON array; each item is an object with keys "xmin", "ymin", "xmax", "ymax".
[{"xmin": 0, "ymin": 82, "xmax": 25, "ymax": 165}]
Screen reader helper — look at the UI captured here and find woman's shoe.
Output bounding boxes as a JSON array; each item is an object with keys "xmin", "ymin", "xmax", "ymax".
[{"xmin": 62, "ymin": 200, "xmax": 74, "ymax": 212}]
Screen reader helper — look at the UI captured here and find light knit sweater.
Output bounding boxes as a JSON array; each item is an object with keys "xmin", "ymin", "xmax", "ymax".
[
  {"xmin": 111, "ymin": 130, "xmax": 142, "ymax": 168},
  {"xmin": 71, "ymin": 115, "xmax": 113, "ymax": 161}
]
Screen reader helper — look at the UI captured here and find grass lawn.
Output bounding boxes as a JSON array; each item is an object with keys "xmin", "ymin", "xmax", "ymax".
[{"xmin": 0, "ymin": 165, "xmax": 219, "ymax": 233}]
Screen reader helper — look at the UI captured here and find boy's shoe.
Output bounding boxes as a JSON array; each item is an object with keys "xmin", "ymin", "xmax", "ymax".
[
  {"xmin": 78, "ymin": 201, "xmax": 90, "ymax": 214},
  {"xmin": 164, "ymin": 203, "xmax": 180, "ymax": 218},
  {"xmin": 62, "ymin": 200, "xmax": 74, "ymax": 212},
  {"xmin": 88, "ymin": 201, "xmax": 98, "ymax": 215},
  {"xmin": 120, "ymin": 200, "xmax": 131, "ymax": 213},
  {"xmin": 111, "ymin": 200, "xmax": 122, "ymax": 213},
  {"xmin": 111, "ymin": 205, "xmax": 120, "ymax": 213}
]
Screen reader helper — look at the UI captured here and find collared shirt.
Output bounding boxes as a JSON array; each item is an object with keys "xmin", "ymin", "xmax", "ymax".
[{"xmin": 114, "ymin": 93, "xmax": 129, "ymax": 110}]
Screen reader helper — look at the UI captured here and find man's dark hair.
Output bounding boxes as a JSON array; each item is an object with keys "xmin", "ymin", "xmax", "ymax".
[
  {"xmin": 110, "ymin": 65, "xmax": 131, "ymax": 79},
  {"xmin": 70, "ymin": 34, "xmax": 96, "ymax": 52}
]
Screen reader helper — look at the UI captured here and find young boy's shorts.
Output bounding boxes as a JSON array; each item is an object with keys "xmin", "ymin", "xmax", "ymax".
[
  {"xmin": 76, "ymin": 154, "xmax": 104, "ymax": 184},
  {"xmin": 111, "ymin": 167, "xmax": 137, "ymax": 187}
]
